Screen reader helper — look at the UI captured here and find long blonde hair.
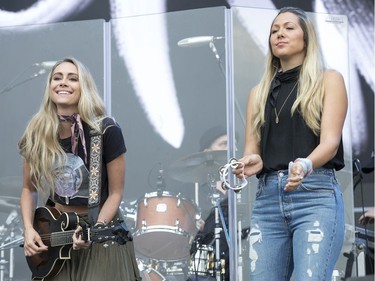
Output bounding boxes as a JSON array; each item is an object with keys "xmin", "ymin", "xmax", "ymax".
[
  {"xmin": 252, "ymin": 7, "xmax": 325, "ymax": 142},
  {"xmin": 18, "ymin": 57, "xmax": 106, "ymax": 194}
]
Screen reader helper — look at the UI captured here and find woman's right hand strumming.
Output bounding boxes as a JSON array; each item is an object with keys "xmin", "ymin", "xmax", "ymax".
[{"xmin": 23, "ymin": 227, "xmax": 48, "ymax": 256}]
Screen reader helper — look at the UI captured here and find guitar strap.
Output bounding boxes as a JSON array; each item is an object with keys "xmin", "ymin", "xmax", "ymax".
[{"xmin": 87, "ymin": 121, "xmax": 103, "ymax": 226}]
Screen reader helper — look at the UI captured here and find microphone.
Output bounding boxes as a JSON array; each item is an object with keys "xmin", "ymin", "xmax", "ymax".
[
  {"xmin": 190, "ymin": 234, "xmax": 203, "ymax": 255},
  {"xmin": 31, "ymin": 69, "xmax": 46, "ymax": 77},
  {"xmin": 33, "ymin": 61, "xmax": 57, "ymax": 68},
  {"xmin": 177, "ymin": 36, "xmax": 224, "ymax": 47}
]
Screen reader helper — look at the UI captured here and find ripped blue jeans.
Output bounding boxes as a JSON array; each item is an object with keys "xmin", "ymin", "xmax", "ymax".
[{"xmin": 248, "ymin": 168, "xmax": 344, "ymax": 281}]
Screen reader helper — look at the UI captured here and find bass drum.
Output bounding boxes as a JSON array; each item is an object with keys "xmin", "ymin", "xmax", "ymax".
[
  {"xmin": 138, "ymin": 259, "xmax": 166, "ymax": 281},
  {"xmin": 133, "ymin": 191, "xmax": 199, "ymax": 261}
]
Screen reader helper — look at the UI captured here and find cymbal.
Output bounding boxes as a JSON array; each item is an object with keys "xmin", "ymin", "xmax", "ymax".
[
  {"xmin": 0, "ymin": 196, "xmax": 20, "ymax": 213},
  {"xmin": 168, "ymin": 150, "xmax": 227, "ymax": 183}
]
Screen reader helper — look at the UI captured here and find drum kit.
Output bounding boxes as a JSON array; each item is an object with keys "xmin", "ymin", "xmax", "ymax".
[
  {"xmin": 121, "ymin": 150, "xmax": 231, "ymax": 281},
  {"xmin": 0, "ymin": 196, "xmax": 24, "ymax": 281}
]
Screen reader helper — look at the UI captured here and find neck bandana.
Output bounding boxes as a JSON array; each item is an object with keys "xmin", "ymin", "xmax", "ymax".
[{"xmin": 58, "ymin": 113, "xmax": 87, "ymax": 163}]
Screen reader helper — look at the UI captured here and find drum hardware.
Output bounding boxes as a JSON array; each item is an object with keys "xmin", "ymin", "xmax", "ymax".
[
  {"xmin": 0, "ymin": 200, "xmax": 24, "ymax": 281},
  {"xmin": 156, "ymin": 166, "xmax": 166, "ymax": 196},
  {"xmin": 189, "ymin": 196, "xmax": 250, "ymax": 280},
  {"xmin": 213, "ymin": 199, "xmax": 225, "ymax": 281},
  {"xmin": 137, "ymin": 258, "xmax": 166, "ymax": 281},
  {"xmin": 189, "ymin": 198, "xmax": 228, "ymax": 280},
  {"xmin": 189, "ymin": 244, "xmax": 214, "ymax": 277},
  {"xmin": 118, "ymin": 200, "xmax": 137, "ymax": 232},
  {"xmin": 168, "ymin": 153, "xmax": 247, "ymax": 280},
  {"xmin": 0, "ymin": 251, "xmax": 8, "ymax": 281},
  {"xmin": 0, "ymin": 207, "xmax": 23, "ymax": 281},
  {"xmin": 159, "ymin": 260, "xmax": 188, "ymax": 277},
  {"xmin": 220, "ymin": 254, "xmax": 226, "ymax": 277},
  {"xmin": 356, "ymin": 227, "xmax": 374, "ymax": 250},
  {"xmin": 0, "ymin": 197, "xmax": 21, "ymax": 214},
  {"xmin": 209, "ymin": 192, "xmax": 222, "ymax": 208},
  {"xmin": 138, "ymin": 258, "xmax": 190, "ymax": 280}
]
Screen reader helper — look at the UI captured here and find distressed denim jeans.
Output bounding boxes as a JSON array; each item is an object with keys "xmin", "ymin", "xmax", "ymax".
[{"xmin": 248, "ymin": 168, "xmax": 344, "ymax": 281}]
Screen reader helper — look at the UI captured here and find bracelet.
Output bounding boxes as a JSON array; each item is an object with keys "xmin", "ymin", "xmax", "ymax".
[{"xmin": 95, "ymin": 219, "xmax": 107, "ymax": 226}]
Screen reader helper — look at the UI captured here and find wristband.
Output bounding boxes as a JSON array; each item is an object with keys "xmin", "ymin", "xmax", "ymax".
[{"xmin": 293, "ymin": 158, "xmax": 313, "ymax": 177}]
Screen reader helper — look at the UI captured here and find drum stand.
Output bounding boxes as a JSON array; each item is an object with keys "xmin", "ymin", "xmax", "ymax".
[
  {"xmin": 214, "ymin": 199, "xmax": 222, "ymax": 281},
  {"xmin": 213, "ymin": 196, "xmax": 228, "ymax": 281},
  {"xmin": 0, "ymin": 230, "xmax": 16, "ymax": 281},
  {"xmin": 0, "ymin": 245, "xmax": 7, "ymax": 281},
  {"xmin": 206, "ymin": 169, "xmax": 227, "ymax": 281}
]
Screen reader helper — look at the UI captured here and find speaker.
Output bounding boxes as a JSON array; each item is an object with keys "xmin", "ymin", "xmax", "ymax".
[{"xmin": 345, "ymin": 275, "xmax": 374, "ymax": 281}]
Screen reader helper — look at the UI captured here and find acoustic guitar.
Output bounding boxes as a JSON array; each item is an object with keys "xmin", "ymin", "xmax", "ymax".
[{"xmin": 25, "ymin": 206, "xmax": 131, "ymax": 281}]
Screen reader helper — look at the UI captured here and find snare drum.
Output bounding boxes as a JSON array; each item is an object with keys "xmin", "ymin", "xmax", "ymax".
[
  {"xmin": 189, "ymin": 244, "xmax": 214, "ymax": 277},
  {"xmin": 133, "ymin": 191, "xmax": 199, "ymax": 261}
]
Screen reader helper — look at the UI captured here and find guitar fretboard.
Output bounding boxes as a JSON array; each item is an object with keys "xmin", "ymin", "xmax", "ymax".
[{"xmin": 50, "ymin": 230, "xmax": 87, "ymax": 247}]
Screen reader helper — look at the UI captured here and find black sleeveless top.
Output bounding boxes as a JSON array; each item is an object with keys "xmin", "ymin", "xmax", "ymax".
[{"xmin": 260, "ymin": 66, "xmax": 344, "ymax": 174}]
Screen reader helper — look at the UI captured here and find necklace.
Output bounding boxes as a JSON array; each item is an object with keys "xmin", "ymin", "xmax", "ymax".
[{"xmin": 274, "ymin": 82, "xmax": 298, "ymax": 124}]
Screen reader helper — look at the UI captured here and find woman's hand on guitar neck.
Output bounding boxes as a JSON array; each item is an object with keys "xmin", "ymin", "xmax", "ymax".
[
  {"xmin": 23, "ymin": 227, "xmax": 48, "ymax": 256},
  {"xmin": 72, "ymin": 225, "xmax": 91, "ymax": 250}
]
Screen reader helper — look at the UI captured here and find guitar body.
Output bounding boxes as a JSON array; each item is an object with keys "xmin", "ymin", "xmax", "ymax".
[
  {"xmin": 26, "ymin": 206, "xmax": 131, "ymax": 280},
  {"xmin": 26, "ymin": 207, "xmax": 79, "ymax": 281}
]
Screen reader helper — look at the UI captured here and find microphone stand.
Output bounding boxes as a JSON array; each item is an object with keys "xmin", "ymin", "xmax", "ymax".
[
  {"xmin": 208, "ymin": 41, "xmax": 246, "ymax": 128},
  {"xmin": 209, "ymin": 39, "xmax": 242, "ymax": 281},
  {"xmin": 0, "ymin": 66, "xmax": 46, "ymax": 96}
]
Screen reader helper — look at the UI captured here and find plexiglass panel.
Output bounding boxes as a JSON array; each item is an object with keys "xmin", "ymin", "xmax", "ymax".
[
  {"xmin": 0, "ymin": 20, "xmax": 105, "ymax": 280},
  {"xmin": 110, "ymin": 6, "xmax": 229, "ymax": 281}
]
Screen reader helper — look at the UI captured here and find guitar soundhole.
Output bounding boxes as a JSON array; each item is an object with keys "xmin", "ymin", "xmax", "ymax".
[{"xmin": 35, "ymin": 218, "xmax": 52, "ymax": 246}]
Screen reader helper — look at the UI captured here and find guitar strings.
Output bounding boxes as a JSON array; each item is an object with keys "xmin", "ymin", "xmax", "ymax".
[
  {"xmin": 39, "ymin": 230, "xmax": 76, "ymax": 245},
  {"xmin": 36, "ymin": 219, "xmax": 119, "ymax": 245},
  {"xmin": 38, "ymin": 227, "xmax": 113, "ymax": 245}
]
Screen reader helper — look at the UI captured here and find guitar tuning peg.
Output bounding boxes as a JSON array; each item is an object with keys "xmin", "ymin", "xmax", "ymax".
[{"xmin": 103, "ymin": 242, "xmax": 109, "ymax": 248}]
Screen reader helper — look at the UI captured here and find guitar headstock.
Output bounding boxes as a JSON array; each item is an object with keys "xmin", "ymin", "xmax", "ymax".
[{"xmin": 89, "ymin": 219, "xmax": 132, "ymax": 245}]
